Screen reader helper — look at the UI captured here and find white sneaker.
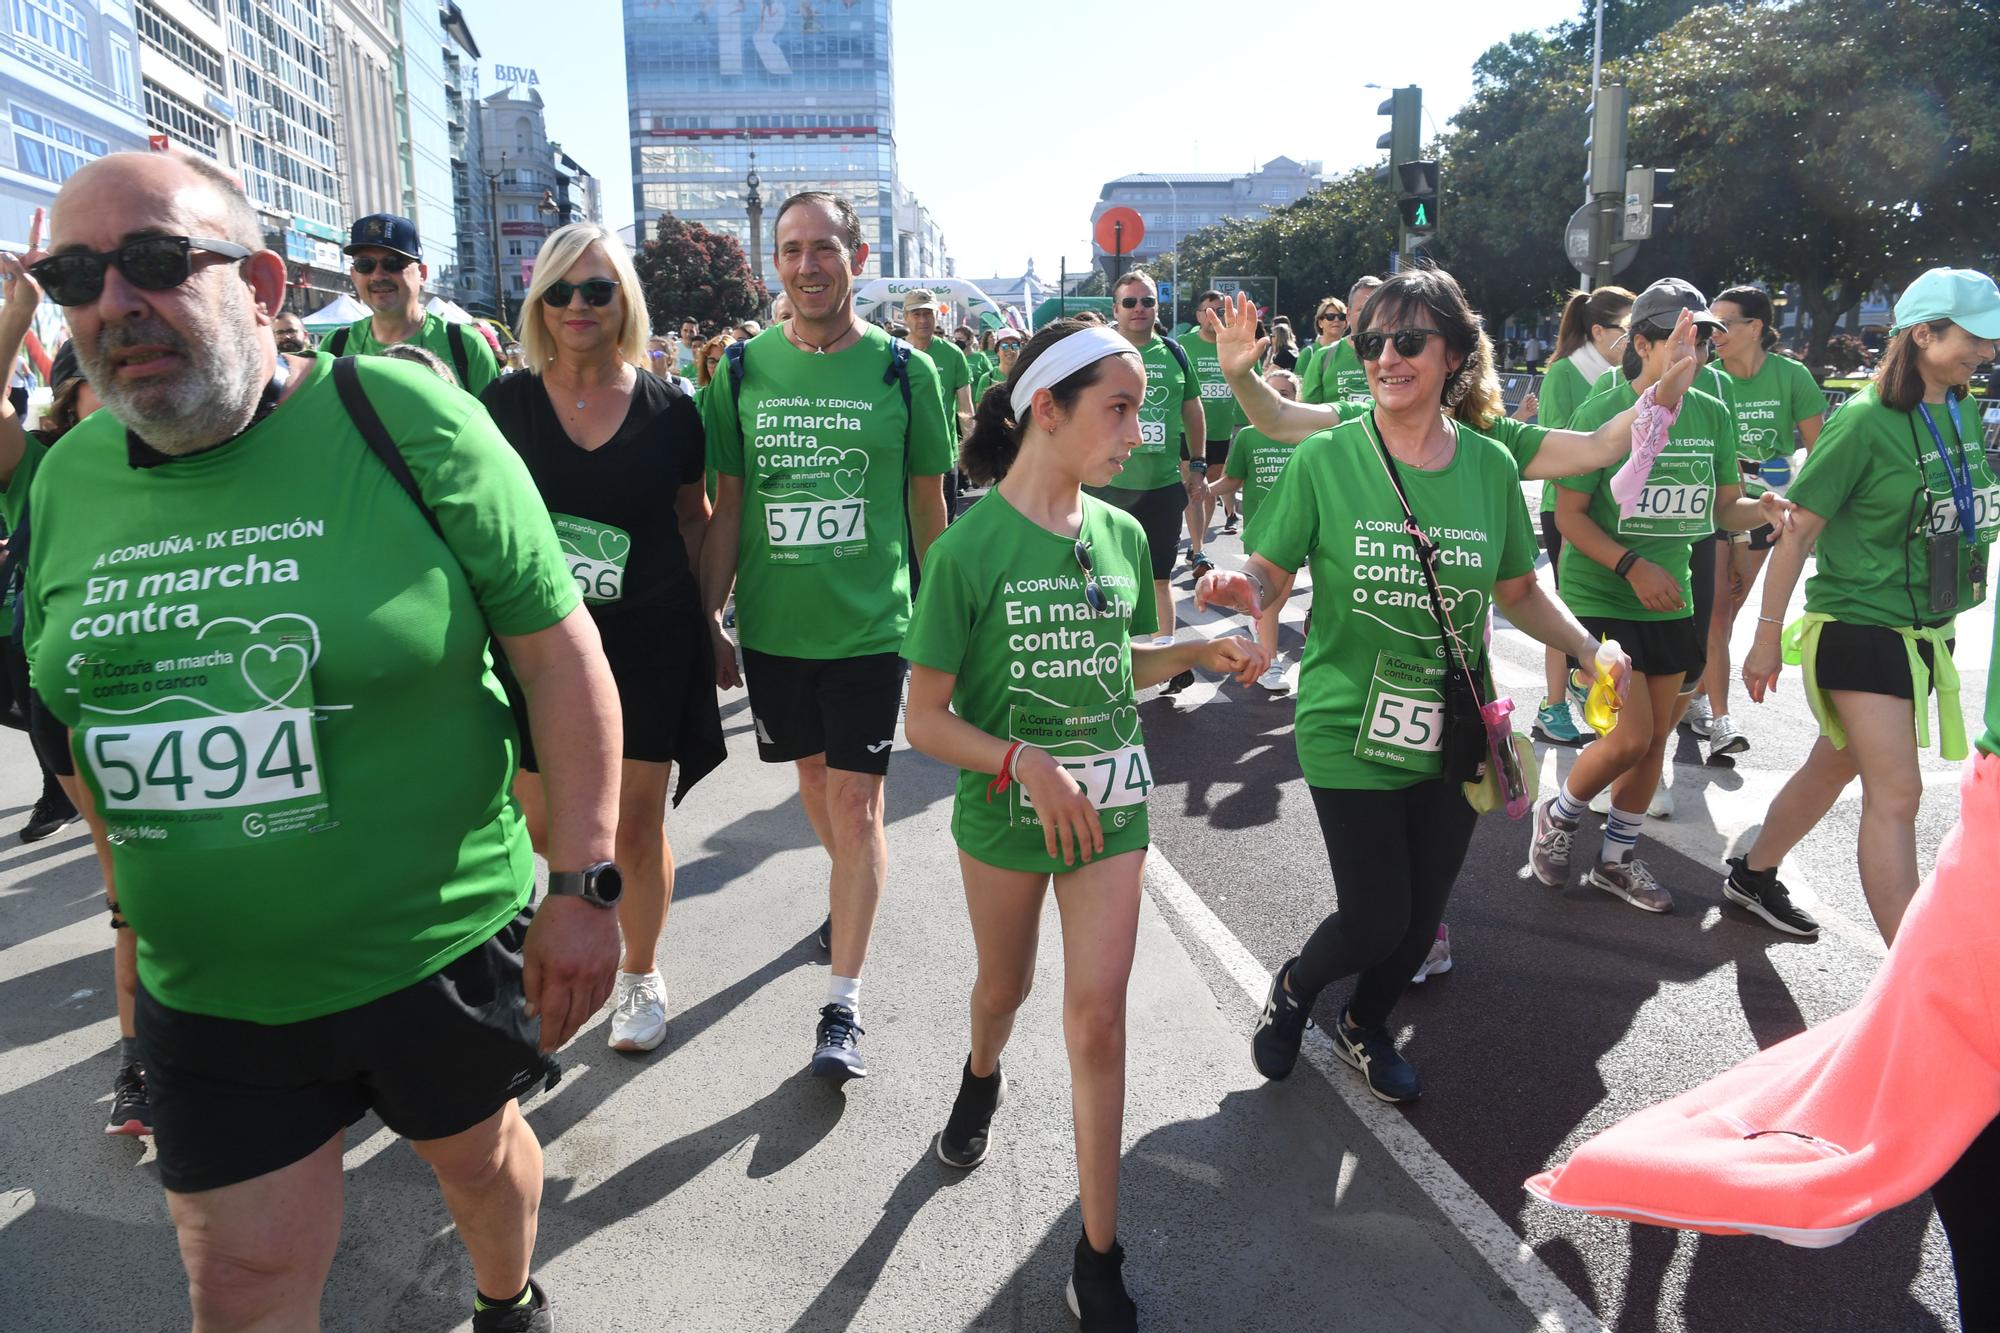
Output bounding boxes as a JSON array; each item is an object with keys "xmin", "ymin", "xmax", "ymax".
[
  {"xmin": 1411, "ymin": 926, "xmax": 1452, "ymax": 983},
  {"xmin": 1707, "ymin": 713, "xmax": 1750, "ymax": 758},
  {"xmin": 1683, "ymin": 693, "xmax": 1713, "ymax": 737},
  {"xmin": 1590, "ymin": 783, "xmax": 1673, "ymax": 819},
  {"xmin": 1257, "ymin": 655, "xmax": 1288, "ymax": 691},
  {"xmin": 609, "ymin": 970, "xmax": 668, "ymax": 1052}
]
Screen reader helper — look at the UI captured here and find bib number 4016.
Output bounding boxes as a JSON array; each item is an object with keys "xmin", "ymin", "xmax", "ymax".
[
  {"xmin": 89, "ymin": 709, "xmax": 320, "ymax": 811},
  {"xmin": 766, "ymin": 499, "xmax": 865, "ymax": 546}
]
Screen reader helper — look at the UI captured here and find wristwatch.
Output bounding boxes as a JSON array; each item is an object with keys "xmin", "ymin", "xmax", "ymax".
[{"xmin": 547, "ymin": 860, "xmax": 623, "ymax": 908}]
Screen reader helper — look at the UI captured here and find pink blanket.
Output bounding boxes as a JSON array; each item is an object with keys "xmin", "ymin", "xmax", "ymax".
[
  {"xmin": 1526, "ymin": 753, "xmax": 2000, "ymax": 1247},
  {"xmin": 1610, "ymin": 382, "xmax": 1682, "ymax": 518}
]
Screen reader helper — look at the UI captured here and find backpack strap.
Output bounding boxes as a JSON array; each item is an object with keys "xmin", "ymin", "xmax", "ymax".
[
  {"xmin": 724, "ymin": 338, "xmax": 748, "ymax": 412},
  {"xmin": 885, "ymin": 336, "xmax": 913, "ymax": 455},
  {"xmin": 445, "ymin": 321, "xmax": 471, "ymax": 387},
  {"xmin": 1159, "ymin": 333, "xmax": 1193, "ymax": 377},
  {"xmin": 327, "ymin": 326, "xmax": 349, "ymax": 356},
  {"xmin": 331, "ymin": 356, "xmax": 443, "ymax": 539}
]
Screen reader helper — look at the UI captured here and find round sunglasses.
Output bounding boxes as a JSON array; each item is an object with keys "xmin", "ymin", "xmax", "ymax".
[
  {"xmin": 30, "ymin": 234, "xmax": 250, "ymax": 307},
  {"xmin": 541, "ymin": 278, "xmax": 621, "ymax": 308}
]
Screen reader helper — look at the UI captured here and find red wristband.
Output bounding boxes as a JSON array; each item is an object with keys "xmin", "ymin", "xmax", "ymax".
[{"xmin": 986, "ymin": 741, "xmax": 1026, "ymax": 803}]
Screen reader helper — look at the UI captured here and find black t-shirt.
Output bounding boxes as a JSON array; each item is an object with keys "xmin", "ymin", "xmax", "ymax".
[{"xmin": 481, "ymin": 367, "xmax": 705, "ymax": 618}]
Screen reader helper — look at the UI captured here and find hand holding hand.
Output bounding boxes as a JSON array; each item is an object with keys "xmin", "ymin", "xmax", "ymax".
[
  {"xmin": 1757, "ymin": 490, "xmax": 1796, "ymax": 536},
  {"xmin": 1201, "ymin": 634, "xmax": 1269, "ymax": 685}
]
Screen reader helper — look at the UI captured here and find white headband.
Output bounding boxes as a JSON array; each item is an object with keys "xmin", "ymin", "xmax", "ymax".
[{"xmin": 1009, "ymin": 326, "xmax": 1136, "ymax": 421}]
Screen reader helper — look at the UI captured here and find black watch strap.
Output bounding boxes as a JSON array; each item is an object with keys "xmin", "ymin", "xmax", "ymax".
[
  {"xmin": 1614, "ymin": 550, "xmax": 1640, "ymax": 579},
  {"xmin": 548, "ymin": 860, "xmax": 621, "ymax": 907}
]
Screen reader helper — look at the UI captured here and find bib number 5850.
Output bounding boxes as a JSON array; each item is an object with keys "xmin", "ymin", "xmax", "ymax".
[{"xmin": 89, "ymin": 709, "xmax": 320, "ymax": 810}]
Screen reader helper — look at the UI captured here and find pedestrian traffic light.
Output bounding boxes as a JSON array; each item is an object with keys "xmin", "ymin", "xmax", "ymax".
[
  {"xmin": 1373, "ymin": 87, "xmax": 1421, "ymax": 188},
  {"xmin": 1583, "ymin": 84, "xmax": 1627, "ymax": 197},
  {"xmin": 1397, "ymin": 160, "xmax": 1440, "ymax": 238}
]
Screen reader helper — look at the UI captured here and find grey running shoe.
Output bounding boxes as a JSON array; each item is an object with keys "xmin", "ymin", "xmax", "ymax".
[
  {"xmin": 1529, "ymin": 797, "xmax": 1578, "ymax": 886},
  {"xmin": 1587, "ymin": 857, "xmax": 1674, "ymax": 913}
]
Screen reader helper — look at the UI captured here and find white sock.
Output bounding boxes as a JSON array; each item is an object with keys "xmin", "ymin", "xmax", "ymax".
[
  {"xmin": 826, "ymin": 974, "xmax": 861, "ymax": 1015},
  {"xmin": 1600, "ymin": 807, "xmax": 1645, "ymax": 864}
]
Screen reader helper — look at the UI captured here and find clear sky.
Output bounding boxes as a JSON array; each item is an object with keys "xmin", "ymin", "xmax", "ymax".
[{"xmin": 471, "ymin": 0, "xmax": 1585, "ymax": 277}]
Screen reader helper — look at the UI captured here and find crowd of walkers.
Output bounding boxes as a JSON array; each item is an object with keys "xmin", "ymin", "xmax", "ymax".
[{"xmin": 2, "ymin": 146, "xmax": 1996, "ymax": 1331}]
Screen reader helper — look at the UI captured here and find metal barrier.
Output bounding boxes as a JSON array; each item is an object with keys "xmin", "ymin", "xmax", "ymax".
[{"xmin": 1499, "ymin": 373, "xmax": 1541, "ymax": 412}]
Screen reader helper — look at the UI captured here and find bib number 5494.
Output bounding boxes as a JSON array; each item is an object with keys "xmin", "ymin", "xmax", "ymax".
[{"xmin": 89, "ymin": 709, "xmax": 321, "ymax": 811}]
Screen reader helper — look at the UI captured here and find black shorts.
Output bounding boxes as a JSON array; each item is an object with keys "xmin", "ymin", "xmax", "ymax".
[
  {"xmin": 1084, "ymin": 481, "xmax": 1186, "ymax": 581},
  {"xmin": 1578, "ymin": 614, "xmax": 1705, "ymax": 687},
  {"xmin": 28, "ymin": 690, "xmax": 71, "ymax": 776},
  {"xmin": 1204, "ymin": 437, "xmax": 1231, "ymax": 469},
  {"xmin": 137, "ymin": 908, "xmax": 555, "ymax": 1195},
  {"xmin": 1540, "ymin": 511, "xmax": 1564, "ymax": 579},
  {"xmin": 504, "ymin": 604, "xmax": 720, "ymax": 774},
  {"xmin": 1812, "ymin": 621, "xmax": 1952, "ymax": 699},
  {"xmin": 742, "ymin": 647, "xmax": 905, "ymax": 775}
]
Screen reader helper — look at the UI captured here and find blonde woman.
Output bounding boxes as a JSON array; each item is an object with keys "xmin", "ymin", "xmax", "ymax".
[{"xmin": 481, "ymin": 222, "xmax": 726, "ymax": 1053}]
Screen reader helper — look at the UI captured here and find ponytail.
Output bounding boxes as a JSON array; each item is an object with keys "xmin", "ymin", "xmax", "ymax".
[
  {"xmin": 1555, "ymin": 285, "xmax": 1636, "ymax": 361},
  {"xmin": 960, "ymin": 317, "xmax": 1112, "ymax": 484}
]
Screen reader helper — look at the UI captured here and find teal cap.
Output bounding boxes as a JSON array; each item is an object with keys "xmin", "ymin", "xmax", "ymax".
[{"xmin": 1890, "ymin": 268, "xmax": 2000, "ymax": 338}]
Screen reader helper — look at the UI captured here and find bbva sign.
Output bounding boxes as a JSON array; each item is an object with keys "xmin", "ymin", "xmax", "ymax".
[{"xmin": 495, "ymin": 64, "xmax": 540, "ymax": 85}]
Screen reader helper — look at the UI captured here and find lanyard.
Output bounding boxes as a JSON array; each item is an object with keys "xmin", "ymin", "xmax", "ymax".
[{"xmin": 1916, "ymin": 395, "xmax": 1976, "ymax": 544}]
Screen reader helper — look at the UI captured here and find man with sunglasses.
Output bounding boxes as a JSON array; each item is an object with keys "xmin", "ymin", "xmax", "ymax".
[
  {"xmin": 1086, "ymin": 271, "xmax": 1205, "ymax": 673},
  {"xmin": 325, "ymin": 212, "xmax": 499, "ymax": 396},
  {"xmin": 22, "ymin": 150, "xmax": 619, "ymax": 1333}
]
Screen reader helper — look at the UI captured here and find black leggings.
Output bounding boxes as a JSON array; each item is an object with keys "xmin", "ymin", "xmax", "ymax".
[
  {"xmin": 1933, "ymin": 1114, "xmax": 2000, "ymax": 1327},
  {"xmin": 1, "ymin": 635, "xmax": 66, "ymax": 808},
  {"xmin": 1289, "ymin": 780, "xmax": 1477, "ymax": 1029}
]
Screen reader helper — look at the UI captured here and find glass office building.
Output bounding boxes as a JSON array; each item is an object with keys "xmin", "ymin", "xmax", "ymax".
[{"xmin": 623, "ymin": 0, "xmax": 903, "ymax": 277}]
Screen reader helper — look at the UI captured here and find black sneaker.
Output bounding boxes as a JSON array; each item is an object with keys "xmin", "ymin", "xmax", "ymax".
[
  {"xmin": 1188, "ymin": 554, "xmax": 1215, "ymax": 581},
  {"xmin": 816, "ymin": 914, "xmax": 832, "ymax": 953},
  {"xmin": 1724, "ymin": 857, "xmax": 1820, "ymax": 937},
  {"xmin": 1221, "ymin": 515, "xmax": 1240, "ymax": 535},
  {"xmin": 810, "ymin": 1003, "xmax": 866, "ymax": 1080},
  {"xmin": 472, "ymin": 1278, "xmax": 552, "ymax": 1333},
  {"xmin": 1251, "ymin": 958, "xmax": 1312, "ymax": 1080},
  {"xmin": 1162, "ymin": 668, "xmax": 1196, "ymax": 695},
  {"xmin": 20, "ymin": 792, "xmax": 78, "ymax": 844},
  {"xmin": 1331, "ymin": 1010, "xmax": 1420, "ymax": 1104},
  {"xmin": 105, "ymin": 1062, "xmax": 151, "ymax": 1137},
  {"xmin": 936, "ymin": 1058, "xmax": 1006, "ymax": 1168},
  {"xmin": 1065, "ymin": 1232, "xmax": 1138, "ymax": 1332}
]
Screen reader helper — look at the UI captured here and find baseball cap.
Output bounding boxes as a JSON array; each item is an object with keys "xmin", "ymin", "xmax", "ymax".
[
  {"xmin": 344, "ymin": 213, "xmax": 422, "ymax": 260},
  {"xmin": 901, "ymin": 287, "xmax": 940, "ymax": 314},
  {"xmin": 1891, "ymin": 268, "xmax": 2000, "ymax": 339},
  {"xmin": 992, "ymin": 326, "xmax": 1025, "ymax": 344},
  {"xmin": 1630, "ymin": 278, "xmax": 1723, "ymax": 333}
]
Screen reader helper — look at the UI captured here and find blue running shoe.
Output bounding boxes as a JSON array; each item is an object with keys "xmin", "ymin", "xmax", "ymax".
[
  {"xmin": 1251, "ymin": 958, "xmax": 1313, "ymax": 1080},
  {"xmin": 810, "ymin": 1003, "xmax": 867, "ymax": 1080},
  {"xmin": 1331, "ymin": 1009, "xmax": 1420, "ymax": 1103}
]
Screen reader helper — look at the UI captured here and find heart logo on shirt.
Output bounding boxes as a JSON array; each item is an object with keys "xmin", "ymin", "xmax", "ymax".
[
  {"xmin": 828, "ymin": 448, "xmax": 870, "ymax": 499},
  {"xmin": 196, "ymin": 613, "xmax": 321, "ymax": 710},
  {"xmin": 598, "ymin": 530, "xmax": 632, "ymax": 564},
  {"xmin": 1089, "ymin": 640, "xmax": 1123, "ymax": 683},
  {"xmin": 1111, "ymin": 704, "xmax": 1142, "ymax": 748}
]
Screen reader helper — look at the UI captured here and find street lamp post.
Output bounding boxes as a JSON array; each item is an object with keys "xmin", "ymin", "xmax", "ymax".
[
  {"xmin": 481, "ymin": 150, "xmax": 509, "ymax": 327},
  {"xmin": 744, "ymin": 151, "xmax": 765, "ymax": 289},
  {"xmin": 1139, "ymin": 171, "xmax": 1179, "ymax": 330}
]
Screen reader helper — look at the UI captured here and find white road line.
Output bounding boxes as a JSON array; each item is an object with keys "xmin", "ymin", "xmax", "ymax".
[{"xmin": 1142, "ymin": 852, "xmax": 1609, "ymax": 1333}]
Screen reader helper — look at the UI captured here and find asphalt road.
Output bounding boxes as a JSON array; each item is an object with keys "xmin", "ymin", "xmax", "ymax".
[{"xmin": 1139, "ymin": 497, "xmax": 1987, "ymax": 1333}]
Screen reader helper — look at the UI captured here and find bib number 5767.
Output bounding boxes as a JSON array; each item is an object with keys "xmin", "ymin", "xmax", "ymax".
[{"xmin": 766, "ymin": 499, "xmax": 865, "ymax": 546}]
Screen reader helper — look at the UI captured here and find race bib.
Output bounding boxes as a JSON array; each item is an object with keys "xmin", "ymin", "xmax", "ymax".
[
  {"xmin": 755, "ymin": 445, "xmax": 872, "ymax": 565},
  {"xmin": 553, "ymin": 514, "xmax": 631, "ymax": 604},
  {"xmin": 1924, "ymin": 484, "xmax": 2000, "ymax": 544},
  {"xmin": 1009, "ymin": 702, "xmax": 1152, "ymax": 831},
  {"xmin": 1136, "ymin": 418, "xmax": 1168, "ymax": 451},
  {"xmin": 1618, "ymin": 481, "xmax": 1713, "ymax": 537},
  {"xmin": 1200, "ymin": 379, "xmax": 1233, "ymax": 401},
  {"xmin": 1355, "ymin": 650, "xmax": 1445, "ymax": 774},
  {"xmin": 76, "ymin": 627, "xmax": 331, "ymax": 849}
]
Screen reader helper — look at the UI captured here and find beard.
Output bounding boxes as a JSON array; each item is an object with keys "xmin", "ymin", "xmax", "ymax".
[{"xmin": 77, "ymin": 287, "xmax": 266, "ymax": 455}]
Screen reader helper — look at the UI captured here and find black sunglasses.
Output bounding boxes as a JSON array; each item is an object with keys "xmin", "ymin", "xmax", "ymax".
[
  {"xmin": 1319, "ymin": 313, "xmax": 1347, "ymax": 324},
  {"xmin": 1118, "ymin": 296, "xmax": 1157, "ymax": 309},
  {"xmin": 541, "ymin": 278, "xmax": 621, "ymax": 308},
  {"xmin": 351, "ymin": 253, "xmax": 416, "ymax": 276},
  {"xmin": 1356, "ymin": 327, "xmax": 1446, "ymax": 361},
  {"xmin": 1072, "ymin": 540, "xmax": 1108, "ymax": 613},
  {"xmin": 31, "ymin": 235, "xmax": 251, "ymax": 307}
]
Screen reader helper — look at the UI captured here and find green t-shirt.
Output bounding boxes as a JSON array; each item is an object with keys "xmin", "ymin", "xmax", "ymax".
[
  {"xmin": 1106, "ymin": 334, "xmax": 1202, "ymax": 492},
  {"xmin": 1785, "ymin": 386, "xmax": 1998, "ymax": 629},
  {"xmin": 1557, "ymin": 379, "xmax": 1738, "ymax": 622},
  {"xmin": 704, "ymin": 323, "xmax": 955, "ymax": 659},
  {"xmin": 1720, "ymin": 353, "xmax": 1824, "ymax": 461},
  {"xmin": 1331, "ymin": 400, "xmax": 1547, "ymax": 477},
  {"xmin": 22, "ymin": 354, "xmax": 578, "ymax": 1023},
  {"xmin": 914, "ymin": 336, "xmax": 972, "ymax": 424},
  {"xmin": 1302, "ymin": 338, "xmax": 1369, "ymax": 406},
  {"xmin": 1222, "ymin": 426, "xmax": 1295, "ymax": 533},
  {"xmin": 902, "ymin": 491, "xmax": 1158, "ymax": 873},
  {"xmin": 1535, "ymin": 355, "xmax": 1600, "ymax": 513},
  {"xmin": 0, "ymin": 431, "xmax": 48, "ymax": 535},
  {"xmin": 335, "ymin": 311, "xmax": 500, "ymax": 397},
  {"xmin": 1181, "ymin": 331, "xmax": 1241, "ymax": 439},
  {"xmin": 1249, "ymin": 417, "xmax": 1537, "ymax": 789}
]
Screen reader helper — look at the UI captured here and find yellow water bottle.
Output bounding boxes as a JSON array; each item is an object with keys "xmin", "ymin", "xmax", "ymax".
[{"xmin": 1584, "ymin": 638, "xmax": 1622, "ymax": 737}]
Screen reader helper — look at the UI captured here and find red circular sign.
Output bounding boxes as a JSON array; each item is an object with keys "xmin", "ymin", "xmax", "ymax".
[{"xmin": 1094, "ymin": 206, "xmax": 1146, "ymax": 255}]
